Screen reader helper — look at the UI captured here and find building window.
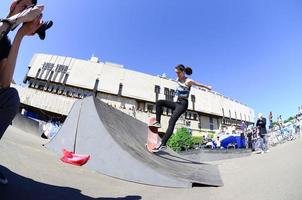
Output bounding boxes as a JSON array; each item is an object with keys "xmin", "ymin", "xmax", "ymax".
[
  {"xmin": 191, "ymin": 95, "xmax": 196, "ymax": 110},
  {"xmin": 77, "ymin": 89, "xmax": 84, "ymax": 98},
  {"xmin": 147, "ymin": 104, "xmax": 154, "ymax": 113},
  {"xmin": 63, "ymin": 87, "xmax": 68, "ymax": 96},
  {"xmin": 209, "ymin": 117, "xmax": 214, "ymax": 130},
  {"xmin": 63, "ymin": 73, "xmax": 69, "ymax": 85},
  {"xmin": 155, "ymin": 85, "xmax": 160, "ymax": 101},
  {"xmin": 63, "ymin": 65, "xmax": 69, "ymax": 73},
  {"xmin": 28, "ymin": 80, "xmax": 33, "ymax": 88},
  {"xmin": 170, "ymin": 89, "xmax": 175, "ymax": 100},
  {"xmin": 53, "ymin": 71, "xmax": 59, "ymax": 82},
  {"xmin": 193, "ymin": 113, "xmax": 197, "ymax": 120},
  {"xmin": 39, "ymin": 69, "xmax": 45, "ymax": 79},
  {"xmin": 38, "ymin": 81, "xmax": 46, "ymax": 90},
  {"xmin": 57, "ymin": 86, "xmax": 63, "ymax": 95},
  {"xmin": 35, "ymin": 68, "xmax": 41, "ymax": 79},
  {"xmin": 52, "ymin": 85, "xmax": 58, "ymax": 93},
  {"xmin": 48, "ymin": 71, "xmax": 54, "ymax": 82},
  {"xmin": 43, "ymin": 63, "xmax": 55, "ymax": 80},
  {"xmin": 47, "ymin": 84, "xmax": 53, "ymax": 92},
  {"xmin": 164, "ymin": 88, "xmax": 169, "ymax": 100},
  {"xmin": 118, "ymin": 83, "xmax": 123, "ymax": 96},
  {"xmin": 154, "ymin": 85, "xmax": 160, "ymax": 94},
  {"xmin": 191, "ymin": 95, "xmax": 196, "ymax": 102},
  {"xmin": 164, "ymin": 87, "xmax": 169, "ymax": 95},
  {"xmin": 58, "ymin": 72, "xmax": 65, "ymax": 83}
]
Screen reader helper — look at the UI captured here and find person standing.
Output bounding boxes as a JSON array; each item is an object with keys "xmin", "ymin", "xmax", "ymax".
[
  {"xmin": 0, "ymin": 0, "xmax": 45, "ymax": 185},
  {"xmin": 256, "ymin": 113, "xmax": 268, "ymax": 154},
  {"xmin": 277, "ymin": 115, "xmax": 283, "ymax": 131},
  {"xmin": 269, "ymin": 112, "xmax": 273, "ymax": 130}
]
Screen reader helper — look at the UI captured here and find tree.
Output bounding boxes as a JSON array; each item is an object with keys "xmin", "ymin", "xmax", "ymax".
[
  {"xmin": 284, "ymin": 116, "xmax": 294, "ymax": 123},
  {"xmin": 167, "ymin": 128, "xmax": 194, "ymax": 152}
]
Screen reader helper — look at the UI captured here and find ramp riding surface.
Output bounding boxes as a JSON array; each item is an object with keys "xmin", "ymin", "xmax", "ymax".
[{"xmin": 45, "ymin": 97, "xmax": 223, "ymax": 188}]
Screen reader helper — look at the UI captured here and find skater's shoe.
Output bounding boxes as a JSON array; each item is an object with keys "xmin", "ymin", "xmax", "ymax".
[
  {"xmin": 151, "ymin": 121, "xmax": 161, "ymax": 128},
  {"xmin": 151, "ymin": 143, "xmax": 167, "ymax": 153},
  {"xmin": 36, "ymin": 20, "xmax": 53, "ymax": 40},
  {"xmin": 0, "ymin": 171, "xmax": 8, "ymax": 185}
]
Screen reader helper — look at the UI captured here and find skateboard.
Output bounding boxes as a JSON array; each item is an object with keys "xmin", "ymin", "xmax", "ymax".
[
  {"xmin": 146, "ymin": 117, "xmax": 160, "ymax": 153},
  {"xmin": 0, "ymin": 5, "xmax": 44, "ymax": 39}
]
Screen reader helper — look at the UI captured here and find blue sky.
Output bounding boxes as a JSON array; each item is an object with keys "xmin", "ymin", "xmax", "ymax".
[{"xmin": 1, "ymin": 0, "xmax": 302, "ymax": 121}]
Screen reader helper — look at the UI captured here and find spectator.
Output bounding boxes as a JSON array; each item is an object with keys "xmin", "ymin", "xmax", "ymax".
[
  {"xmin": 246, "ymin": 128, "xmax": 253, "ymax": 149},
  {"xmin": 132, "ymin": 106, "xmax": 136, "ymax": 118},
  {"xmin": 269, "ymin": 112, "xmax": 273, "ymax": 129},
  {"xmin": 240, "ymin": 121, "xmax": 247, "ymax": 133},
  {"xmin": 256, "ymin": 113, "xmax": 268, "ymax": 154},
  {"xmin": 293, "ymin": 116, "xmax": 301, "ymax": 136},
  {"xmin": 215, "ymin": 136, "xmax": 221, "ymax": 149},
  {"xmin": 277, "ymin": 115, "xmax": 283, "ymax": 130},
  {"xmin": 202, "ymin": 135, "xmax": 206, "ymax": 145},
  {"xmin": 251, "ymin": 127, "xmax": 258, "ymax": 151}
]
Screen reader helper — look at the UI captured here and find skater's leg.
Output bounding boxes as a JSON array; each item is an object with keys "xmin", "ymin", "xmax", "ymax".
[
  {"xmin": 0, "ymin": 87, "xmax": 20, "ymax": 140},
  {"xmin": 155, "ymin": 100, "xmax": 176, "ymax": 123},
  {"xmin": 161, "ymin": 100, "xmax": 188, "ymax": 146}
]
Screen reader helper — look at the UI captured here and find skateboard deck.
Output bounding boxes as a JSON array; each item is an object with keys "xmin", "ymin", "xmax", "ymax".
[{"xmin": 146, "ymin": 117, "xmax": 160, "ymax": 153}]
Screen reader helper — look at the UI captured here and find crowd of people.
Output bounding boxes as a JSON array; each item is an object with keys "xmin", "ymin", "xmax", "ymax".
[
  {"xmin": 246, "ymin": 111, "xmax": 301, "ymax": 154},
  {"xmin": 200, "ymin": 110, "xmax": 301, "ymax": 155}
]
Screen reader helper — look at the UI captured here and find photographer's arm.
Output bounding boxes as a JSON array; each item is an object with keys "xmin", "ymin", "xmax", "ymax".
[
  {"xmin": 0, "ymin": 32, "xmax": 23, "ymax": 88},
  {"xmin": 0, "ymin": 18, "xmax": 41, "ymax": 88}
]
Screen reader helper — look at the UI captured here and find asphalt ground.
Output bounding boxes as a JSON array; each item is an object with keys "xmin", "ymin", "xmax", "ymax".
[{"xmin": 0, "ymin": 126, "xmax": 301, "ymax": 200}]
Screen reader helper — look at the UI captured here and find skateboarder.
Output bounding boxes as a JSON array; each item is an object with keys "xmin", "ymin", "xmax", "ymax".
[
  {"xmin": 151, "ymin": 64, "xmax": 212, "ymax": 152},
  {"xmin": 1, "ymin": 0, "xmax": 53, "ymax": 40},
  {"xmin": 0, "ymin": 0, "xmax": 48, "ymax": 185}
]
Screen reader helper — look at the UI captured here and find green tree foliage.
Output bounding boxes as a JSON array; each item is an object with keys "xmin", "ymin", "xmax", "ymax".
[
  {"xmin": 167, "ymin": 128, "xmax": 194, "ymax": 152},
  {"xmin": 192, "ymin": 136, "xmax": 204, "ymax": 145},
  {"xmin": 284, "ymin": 116, "xmax": 294, "ymax": 124}
]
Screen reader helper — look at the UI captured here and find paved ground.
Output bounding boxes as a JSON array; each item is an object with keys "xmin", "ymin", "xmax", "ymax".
[{"xmin": 0, "ymin": 126, "xmax": 301, "ymax": 200}]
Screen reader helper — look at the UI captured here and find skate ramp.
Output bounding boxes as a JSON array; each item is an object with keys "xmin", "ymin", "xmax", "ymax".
[{"xmin": 46, "ymin": 97, "xmax": 223, "ymax": 188}]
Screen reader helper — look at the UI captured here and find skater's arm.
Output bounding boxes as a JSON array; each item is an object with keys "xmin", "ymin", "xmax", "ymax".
[
  {"xmin": 188, "ymin": 80, "xmax": 212, "ymax": 91},
  {"xmin": 0, "ymin": 19, "xmax": 41, "ymax": 88}
]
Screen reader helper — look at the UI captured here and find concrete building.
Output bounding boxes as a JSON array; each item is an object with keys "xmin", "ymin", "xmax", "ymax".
[{"xmin": 16, "ymin": 53, "xmax": 255, "ymax": 136}]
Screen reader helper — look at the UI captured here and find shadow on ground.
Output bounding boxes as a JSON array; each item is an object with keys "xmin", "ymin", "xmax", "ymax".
[{"xmin": 0, "ymin": 166, "xmax": 142, "ymax": 200}]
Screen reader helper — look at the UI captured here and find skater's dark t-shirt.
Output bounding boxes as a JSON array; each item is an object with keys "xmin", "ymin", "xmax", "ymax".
[{"xmin": 0, "ymin": 36, "xmax": 11, "ymax": 62}]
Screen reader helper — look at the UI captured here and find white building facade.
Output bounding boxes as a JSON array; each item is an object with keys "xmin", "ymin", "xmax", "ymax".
[{"xmin": 18, "ymin": 53, "xmax": 255, "ymax": 136}]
